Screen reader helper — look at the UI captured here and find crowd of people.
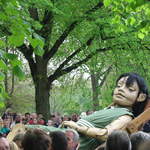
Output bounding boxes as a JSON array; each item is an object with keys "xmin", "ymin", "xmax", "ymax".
[
  {"xmin": 0, "ymin": 110, "xmax": 83, "ymax": 137},
  {"xmin": 0, "ymin": 110, "xmax": 80, "ymax": 150},
  {"xmin": 1, "ymin": 128, "xmax": 150, "ymax": 150}
]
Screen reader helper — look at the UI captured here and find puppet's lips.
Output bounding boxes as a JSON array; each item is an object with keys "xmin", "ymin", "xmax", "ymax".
[{"xmin": 115, "ymin": 93, "xmax": 126, "ymax": 98}]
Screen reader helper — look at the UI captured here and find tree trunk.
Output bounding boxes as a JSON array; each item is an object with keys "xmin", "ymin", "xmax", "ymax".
[
  {"xmin": 32, "ymin": 58, "xmax": 51, "ymax": 120},
  {"xmin": 35, "ymin": 79, "xmax": 51, "ymax": 120},
  {"xmin": 91, "ymin": 72, "xmax": 99, "ymax": 111}
]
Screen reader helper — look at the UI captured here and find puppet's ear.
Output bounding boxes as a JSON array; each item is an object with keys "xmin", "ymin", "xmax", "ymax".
[{"xmin": 137, "ymin": 93, "xmax": 146, "ymax": 102}]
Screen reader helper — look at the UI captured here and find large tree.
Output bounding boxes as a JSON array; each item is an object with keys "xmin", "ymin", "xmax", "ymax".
[{"xmin": 0, "ymin": 0, "xmax": 149, "ymax": 119}]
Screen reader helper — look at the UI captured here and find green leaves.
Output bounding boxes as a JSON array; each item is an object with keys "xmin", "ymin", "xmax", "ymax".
[
  {"xmin": 0, "ymin": 40, "xmax": 6, "ymax": 47},
  {"xmin": 0, "ymin": 60, "xmax": 7, "ymax": 70},
  {"xmin": 34, "ymin": 47, "xmax": 44, "ymax": 56},
  {"xmin": 5, "ymin": 53, "xmax": 18, "ymax": 60},
  {"xmin": 28, "ymin": 34, "xmax": 45, "ymax": 56},
  {"xmin": 1, "ymin": 53, "xmax": 25, "ymax": 80},
  {"xmin": 104, "ymin": 0, "xmax": 112, "ymax": 7},
  {"xmin": 0, "ymin": 101, "xmax": 4, "ymax": 109},
  {"xmin": 13, "ymin": 66, "xmax": 25, "ymax": 80},
  {"xmin": 138, "ymin": 32, "xmax": 145, "ymax": 39},
  {"xmin": 8, "ymin": 33, "xmax": 25, "ymax": 47},
  {"xmin": 0, "ymin": 72, "xmax": 5, "ymax": 81},
  {"xmin": 0, "ymin": 83, "xmax": 7, "ymax": 107},
  {"xmin": 103, "ymin": 0, "xmax": 150, "ymax": 39}
]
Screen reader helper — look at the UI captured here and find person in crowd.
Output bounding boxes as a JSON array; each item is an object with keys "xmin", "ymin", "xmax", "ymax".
[
  {"xmin": 0, "ymin": 136, "xmax": 10, "ymax": 150},
  {"xmin": 38, "ymin": 118, "xmax": 46, "ymax": 125},
  {"xmin": 71, "ymin": 114, "xmax": 79, "ymax": 122},
  {"xmin": 86, "ymin": 110, "xmax": 94, "ymax": 116},
  {"xmin": 47, "ymin": 120, "xmax": 54, "ymax": 126},
  {"xmin": 62, "ymin": 115, "xmax": 70, "ymax": 122},
  {"xmin": 130, "ymin": 131, "xmax": 150, "ymax": 150},
  {"xmin": 32, "ymin": 118, "xmax": 38, "ymax": 125},
  {"xmin": 28, "ymin": 113, "xmax": 37, "ymax": 125},
  {"xmin": 2, "ymin": 108, "xmax": 13, "ymax": 120},
  {"xmin": 0, "ymin": 117, "xmax": 3, "ymax": 130},
  {"xmin": 22, "ymin": 128, "xmax": 51, "ymax": 150},
  {"xmin": 22, "ymin": 113, "xmax": 30, "ymax": 124},
  {"xmin": 105, "ymin": 130, "xmax": 131, "ymax": 150},
  {"xmin": 49, "ymin": 131, "xmax": 67, "ymax": 150},
  {"xmin": 13, "ymin": 133, "xmax": 24, "ymax": 150},
  {"xmin": 50, "ymin": 115, "xmax": 57, "ymax": 127},
  {"xmin": 51, "ymin": 113, "xmax": 62, "ymax": 127},
  {"xmin": 0, "ymin": 119, "xmax": 10, "ymax": 137},
  {"xmin": 62, "ymin": 72, "xmax": 149, "ymax": 150},
  {"xmin": 15, "ymin": 114, "xmax": 22, "ymax": 124},
  {"xmin": 142, "ymin": 120, "xmax": 150, "ymax": 133},
  {"xmin": 65, "ymin": 129, "xmax": 79, "ymax": 150}
]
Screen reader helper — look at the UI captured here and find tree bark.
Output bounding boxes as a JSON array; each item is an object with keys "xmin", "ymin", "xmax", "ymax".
[
  {"xmin": 35, "ymin": 79, "xmax": 51, "ymax": 120},
  {"xmin": 34, "ymin": 58, "xmax": 51, "ymax": 120},
  {"xmin": 91, "ymin": 72, "xmax": 99, "ymax": 111}
]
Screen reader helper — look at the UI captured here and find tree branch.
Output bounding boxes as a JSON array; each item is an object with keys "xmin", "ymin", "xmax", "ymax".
[
  {"xmin": 54, "ymin": 37, "xmax": 94, "ymax": 72},
  {"xmin": 43, "ymin": 21, "xmax": 78, "ymax": 61},
  {"xmin": 18, "ymin": 45, "xmax": 37, "ymax": 82},
  {"xmin": 40, "ymin": 11, "xmax": 53, "ymax": 53},
  {"xmin": 99, "ymin": 65, "xmax": 112, "ymax": 87},
  {"xmin": 41, "ymin": 11, "xmax": 53, "ymax": 38},
  {"xmin": 86, "ymin": 2, "xmax": 103, "ymax": 14},
  {"xmin": 0, "ymin": 25, "xmax": 11, "ymax": 35},
  {"xmin": 43, "ymin": 2, "xmax": 104, "ymax": 61},
  {"xmin": 144, "ymin": 46, "xmax": 150, "ymax": 51},
  {"xmin": 48, "ymin": 47, "xmax": 111, "ymax": 83},
  {"xmin": 10, "ymin": 72, "xmax": 14, "ymax": 96},
  {"xmin": 28, "ymin": 7, "xmax": 39, "ymax": 21}
]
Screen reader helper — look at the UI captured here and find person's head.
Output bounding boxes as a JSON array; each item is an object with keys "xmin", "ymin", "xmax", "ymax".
[
  {"xmin": 38, "ymin": 114, "xmax": 43, "ymax": 119},
  {"xmin": 15, "ymin": 114, "xmax": 22, "ymax": 123},
  {"xmin": 13, "ymin": 133, "xmax": 24, "ymax": 150},
  {"xmin": 65, "ymin": 129, "xmax": 79, "ymax": 150},
  {"xmin": 71, "ymin": 114, "xmax": 78, "ymax": 122},
  {"xmin": 22, "ymin": 129, "xmax": 51, "ymax": 150},
  {"xmin": 30, "ymin": 113, "xmax": 37, "ymax": 119},
  {"xmin": 105, "ymin": 130, "xmax": 131, "ymax": 150},
  {"xmin": 47, "ymin": 120, "xmax": 53, "ymax": 126},
  {"xmin": 0, "ymin": 137, "xmax": 10, "ymax": 150},
  {"xmin": 63, "ymin": 116, "xmax": 69, "ymax": 121},
  {"xmin": 49, "ymin": 131, "xmax": 67, "ymax": 150},
  {"xmin": 113, "ymin": 72, "xmax": 149, "ymax": 117},
  {"xmin": 0, "ymin": 117, "xmax": 3, "ymax": 126},
  {"xmin": 38, "ymin": 118, "xmax": 46, "ymax": 125},
  {"xmin": 25, "ymin": 113, "xmax": 30, "ymax": 119},
  {"xmin": 32, "ymin": 118, "xmax": 38, "ymax": 125},
  {"xmin": 130, "ymin": 131, "xmax": 150, "ymax": 150},
  {"xmin": 3, "ymin": 119, "xmax": 10, "ymax": 128}
]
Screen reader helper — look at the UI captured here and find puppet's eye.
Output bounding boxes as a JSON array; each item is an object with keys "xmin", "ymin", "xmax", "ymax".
[{"xmin": 129, "ymin": 88, "xmax": 135, "ymax": 92}]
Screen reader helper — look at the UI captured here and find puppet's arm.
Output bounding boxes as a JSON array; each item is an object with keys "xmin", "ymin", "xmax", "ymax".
[{"xmin": 62, "ymin": 115, "xmax": 132, "ymax": 141}]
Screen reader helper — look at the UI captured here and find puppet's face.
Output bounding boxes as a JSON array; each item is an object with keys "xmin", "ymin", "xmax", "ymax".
[{"xmin": 113, "ymin": 77, "xmax": 140, "ymax": 107}]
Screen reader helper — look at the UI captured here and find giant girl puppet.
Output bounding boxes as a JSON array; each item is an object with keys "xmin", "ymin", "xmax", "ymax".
[{"xmin": 62, "ymin": 72, "xmax": 149, "ymax": 150}]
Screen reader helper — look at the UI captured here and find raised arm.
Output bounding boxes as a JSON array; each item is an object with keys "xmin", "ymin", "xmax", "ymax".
[{"xmin": 62, "ymin": 115, "xmax": 132, "ymax": 141}]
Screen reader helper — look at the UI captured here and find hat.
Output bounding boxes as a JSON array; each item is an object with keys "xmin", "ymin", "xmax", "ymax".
[{"xmin": 7, "ymin": 124, "xmax": 27, "ymax": 142}]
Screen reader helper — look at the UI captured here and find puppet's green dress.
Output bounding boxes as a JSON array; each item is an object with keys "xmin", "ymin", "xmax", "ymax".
[{"xmin": 77, "ymin": 107, "xmax": 133, "ymax": 150}]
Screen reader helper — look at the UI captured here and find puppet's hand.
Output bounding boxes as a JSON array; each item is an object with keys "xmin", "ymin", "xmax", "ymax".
[{"xmin": 61, "ymin": 121, "xmax": 79, "ymax": 130}]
